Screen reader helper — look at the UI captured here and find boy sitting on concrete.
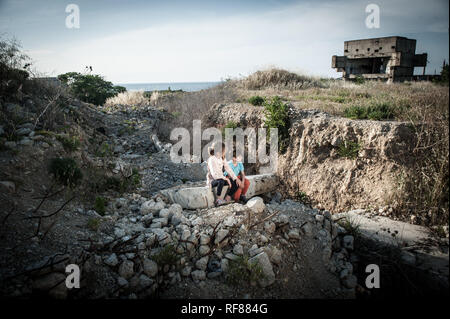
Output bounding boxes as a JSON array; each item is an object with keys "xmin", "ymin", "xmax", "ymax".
[{"xmin": 224, "ymin": 150, "xmax": 250, "ymax": 204}]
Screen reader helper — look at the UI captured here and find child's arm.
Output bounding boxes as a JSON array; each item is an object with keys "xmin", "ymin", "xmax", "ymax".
[
  {"xmin": 209, "ymin": 157, "xmax": 229, "ymax": 183},
  {"xmin": 239, "ymin": 162, "xmax": 246, "ymax": 182},
  {"xmin": 240, "ymin": 169, "xmax": 246, "ymax": 180},
  {"xmin": 223, "ymin": 160, "xmax": 237, "ymax": 181}
]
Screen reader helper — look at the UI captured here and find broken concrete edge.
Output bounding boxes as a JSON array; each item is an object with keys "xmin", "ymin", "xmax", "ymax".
[
  {"xmin": 334, "ymin": 209, "xmax": 431, "ymax": 247},
  {"xmin": 334, "ymin": 210, "xmax": 448, "ymax": 276},
  {"xmin": 159, "ymin": 174, "xmax": 279, "ymax": 209}
]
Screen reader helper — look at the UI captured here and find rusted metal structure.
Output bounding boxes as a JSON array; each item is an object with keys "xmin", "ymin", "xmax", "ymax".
[{"xmin": 332, "ymin": 36, "xmax": 428, "ymax": 82}]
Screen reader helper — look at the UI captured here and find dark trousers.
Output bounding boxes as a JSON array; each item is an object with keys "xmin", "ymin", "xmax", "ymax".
[
  {"xmin": 211, "ymin": 178, "xmax": 238, "ymax": 198},
  {"xmin": 211, "ymin": 179, "xmax": 226, "ymax": 197},
  {"xmin": 227, "ymin": 177, "xmax": 239, "ymax": 198}
]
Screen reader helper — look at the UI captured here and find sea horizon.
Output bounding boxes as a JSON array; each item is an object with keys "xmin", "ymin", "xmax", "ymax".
[{"xmin": 116, "ymin": 81, "xmax": 222, "ymax": 92}]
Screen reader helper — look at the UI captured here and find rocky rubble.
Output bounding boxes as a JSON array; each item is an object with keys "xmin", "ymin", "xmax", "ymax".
[
  {"xmin": 2, "ymin": 190, "xmax": 358, "ymax": 298},
  {"xmin": 2, "ymin": 97, "xmax": 446, "ymax": 299}
]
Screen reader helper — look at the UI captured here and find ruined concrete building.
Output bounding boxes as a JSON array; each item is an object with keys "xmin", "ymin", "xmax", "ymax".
[{"xmin": 332, "ymin": 36, "xmax": 428, "ymax": 82}]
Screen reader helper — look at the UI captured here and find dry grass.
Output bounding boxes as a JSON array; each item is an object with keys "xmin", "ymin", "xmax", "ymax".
[
  {"xmin": 153, "ymin": 68, "xmax": 326, "ymax": 138},
  {"xmin": 233, "ymin": 68, "xmax": 330, "ymax": 90},
  {"xmin": 154, "ymin": 82, "xmax": 237, "ymax": 139},
  {"xmin": 104, "ymin": 90, "xmax": 149, "ymax": 106}
]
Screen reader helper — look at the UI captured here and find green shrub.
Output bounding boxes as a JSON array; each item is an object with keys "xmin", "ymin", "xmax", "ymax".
[
  {"xmin": 171, "ymin": 111, "xmax": 182, "ymax": 118},
  {"xmin": 337, "ymin": 140, "xmax": 360, "ymax": 159},
  {"xmin": 248, "ymin": 95, "xmax": 265, "ymax": 106},
  {"xmin": 56, "ymin": 134, "xmax": 81, "ymax": 152},
  {"xmin": 263, "ymin": 96, "xmax": 290, "ymax": 152},
  {"xmin": 330, "ymin": 96, "xmax": 347, "ymax": 103},
  {"xmin": 354, "ymin": 76, "xmax": 365, "ymax": 85},
  {"xmin": 96, "ymin": 142, "xmax": 113, "ymax": 157},
  {"xmin": 87, "ymin": 217, "xmax": 101, "ymax": 231},
  {"xmin": 94, "ymin": 196, "xmax": 107, "ymax": 216},
  {"xmin": 296, "ymin": 191, "xmax": 310, "ymax": 204},
  {"xmin": 0, "ymin": 37, "xmax": 31, "ymax": 97},
  {"xmin": 441, "ymin": 63, "xmax": 449, "ymax": 83},
  {"xmin": 343, "ymin": 105, "xmax": 366, "ymax": 119},
  {"xmin": 343, "ymin": 103, "xmax": 395, "ymax": 121},
  {"xmin": 103, "ymin": 168, "xmax": 141, "ymax": 193},
  {"xmin": 433, "ymin": 62, "xmax": 449, "ymax": 85},
  {"xmin": 338, "ymin": 217, "xmax": 361, "ymax": 238},
  {"xmin": 366, "ymin": 103, "xmax": 395, "ymax": 120},
  {"xmin": 151, "ymin": 244, "xmax": 179, "ymax": 266},
  {"xmin": 35, "ymin": 130, "xmax": 55, "ymax": 137},
  {"xmin": 57, "ymin": 72, "xmax": 125, "ymax": 105},
  {"xmin": 222, "ymin": 121, "xmax": 238, "ymax": 137},
  {"xmin": 226, "ymin": 255, "xmax": 265, "ymax": 287},
  {"xmin": 48, "ymin": 157, "xmax": 83, "ymax": 187}
]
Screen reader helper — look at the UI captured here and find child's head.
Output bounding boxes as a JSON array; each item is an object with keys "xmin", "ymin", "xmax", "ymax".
[
  {"xmin": 209, "ymin": 142, "xmax": 226, "ymax": 157},
  {"xmin": 232, "ymin": 149, "xmax": 242, "ymax": 162}
]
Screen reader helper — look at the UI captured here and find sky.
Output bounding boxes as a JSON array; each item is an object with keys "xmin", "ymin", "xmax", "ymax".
[{"xmin": 0, "ymin": 0, "xmax": 448, "ymax": 83}]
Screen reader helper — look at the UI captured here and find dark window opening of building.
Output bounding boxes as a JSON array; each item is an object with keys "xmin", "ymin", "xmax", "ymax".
[{"xmin": 332, "ymin": 36, "xmax": 428, "ymax": 83}]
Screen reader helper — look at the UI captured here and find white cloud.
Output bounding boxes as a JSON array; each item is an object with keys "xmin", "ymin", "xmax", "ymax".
[{"xmin": 27, "ymin": 0, "xmax": 449, "ymax": 82}]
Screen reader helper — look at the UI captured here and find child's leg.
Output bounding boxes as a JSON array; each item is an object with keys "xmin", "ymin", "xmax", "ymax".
[
  {"xmin": 241, "ymin": 178, "xmax": 250, "ymax": 196},
  {"xmin": 212, "ymin": 179, "xmax": 225, "ymax": 197},
  {"xmin": 226, "ymin": 177, "xmax": 238, "ymax": 199},
  {"xmin": 233, "ymin": 177, "xmax": 243, "ymax": 201}
]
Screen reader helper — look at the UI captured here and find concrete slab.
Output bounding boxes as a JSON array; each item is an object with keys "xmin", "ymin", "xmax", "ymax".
[
  {"xmin": 334, "ymin": 209, "xmax": 430, "ymax": 247},
  {"xmin": 160, "ymin": 174, "xmax": 279, "ymax": 209}
]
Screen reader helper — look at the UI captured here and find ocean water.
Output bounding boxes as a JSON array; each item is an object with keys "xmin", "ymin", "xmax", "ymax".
[{"xmin": 117, "ymin": 81, "xmax": 221, "ymax": 92}]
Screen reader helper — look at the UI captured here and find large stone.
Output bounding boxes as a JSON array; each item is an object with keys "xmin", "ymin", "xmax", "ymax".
[
  {"xmin": 214, "ymin": 229, "xmax": 229, "ymax": 244},
  {"xmin": 233, "ymin": 244, "xmax": 244, "ymax": 256},
  {"xmin": 264, "ymin": 246, "xmax": 282, "ymax": 265},
  {"xmin": 139, "ymin": 274, "xmax": 154, "ymax": 288},
  {"xmin": 152, "ymin": 217, "xmax": 168, "ymax": 227},
  {"xmin": 158, "ymin": 208, "xmax": 171, "ymax": 219},
  {"xmin": 191, "ymin": 270, "xmax": 206, "ymax": 281},
  {"xmin": 16, "ymin": 127, "xmax": 31, "ymax": 135},
  {"xmin": 32, "ymin": 272, "xmax": 68, "ymax": 299},
  {"xmin": 195, "ymin": 257, "xmax": 209, "ymax": 271},
  {"xmin": 117, "ymin": 277, "xmax": 129, "ymax": 287},
  {"xmin": 18, "ymin": 138, "xmax": 33, "ymax": 146},
  {"xmin": 249, "ymin": 252, "xmax": 275, "ymax": 287},
  {"xmin": 140, "ymin": 200, "xmax": 165, "ymax": 215},
  {"xmin": 118, "ymin": 260, "xmax": 134, "ymax": 279},
  {"xmin": 198, "ymin": 245, "xmax": 210, "ymax": 256},
  {"xmin": 104, "ymin": 253, "xmax": 119, "ymax": 267},
  {"xmin": 288, "ymin": 228, "xmax": 300, "ymax": 240},
  {"xmin": 342, "ymin": 275, "xmax": 358, "ymax": 289},
  {"xmin": 264, "ymin": 221, "xmax": 276, "ymax": 234},
  {"xmin": 0, "ymin": 181, "xmax": 16, "ymax": 193},
  {"xmin": 143, "ymin": 258, "xmax": 158, "ymax": 277},
  {"xmin": 168, "ymin": 203, "xmax": 183, "ymax": 215},
  {"xmin": 246, "ymin": 197, "xmax": 265, "ymax": 214},
  {"xmin": 160, "ymin": 174, "xmax": 279, "ymax": 209},
  {"xmin": 181, "ymin": 266, "xmax": 192, "ymax": 277},
  {"xmin": 342, "ymin": 235, "xmax": 354, "ymax": 250},
  {"xmin": 199, "ymin": 234, "xmax": 211, "ymax": 245}
]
